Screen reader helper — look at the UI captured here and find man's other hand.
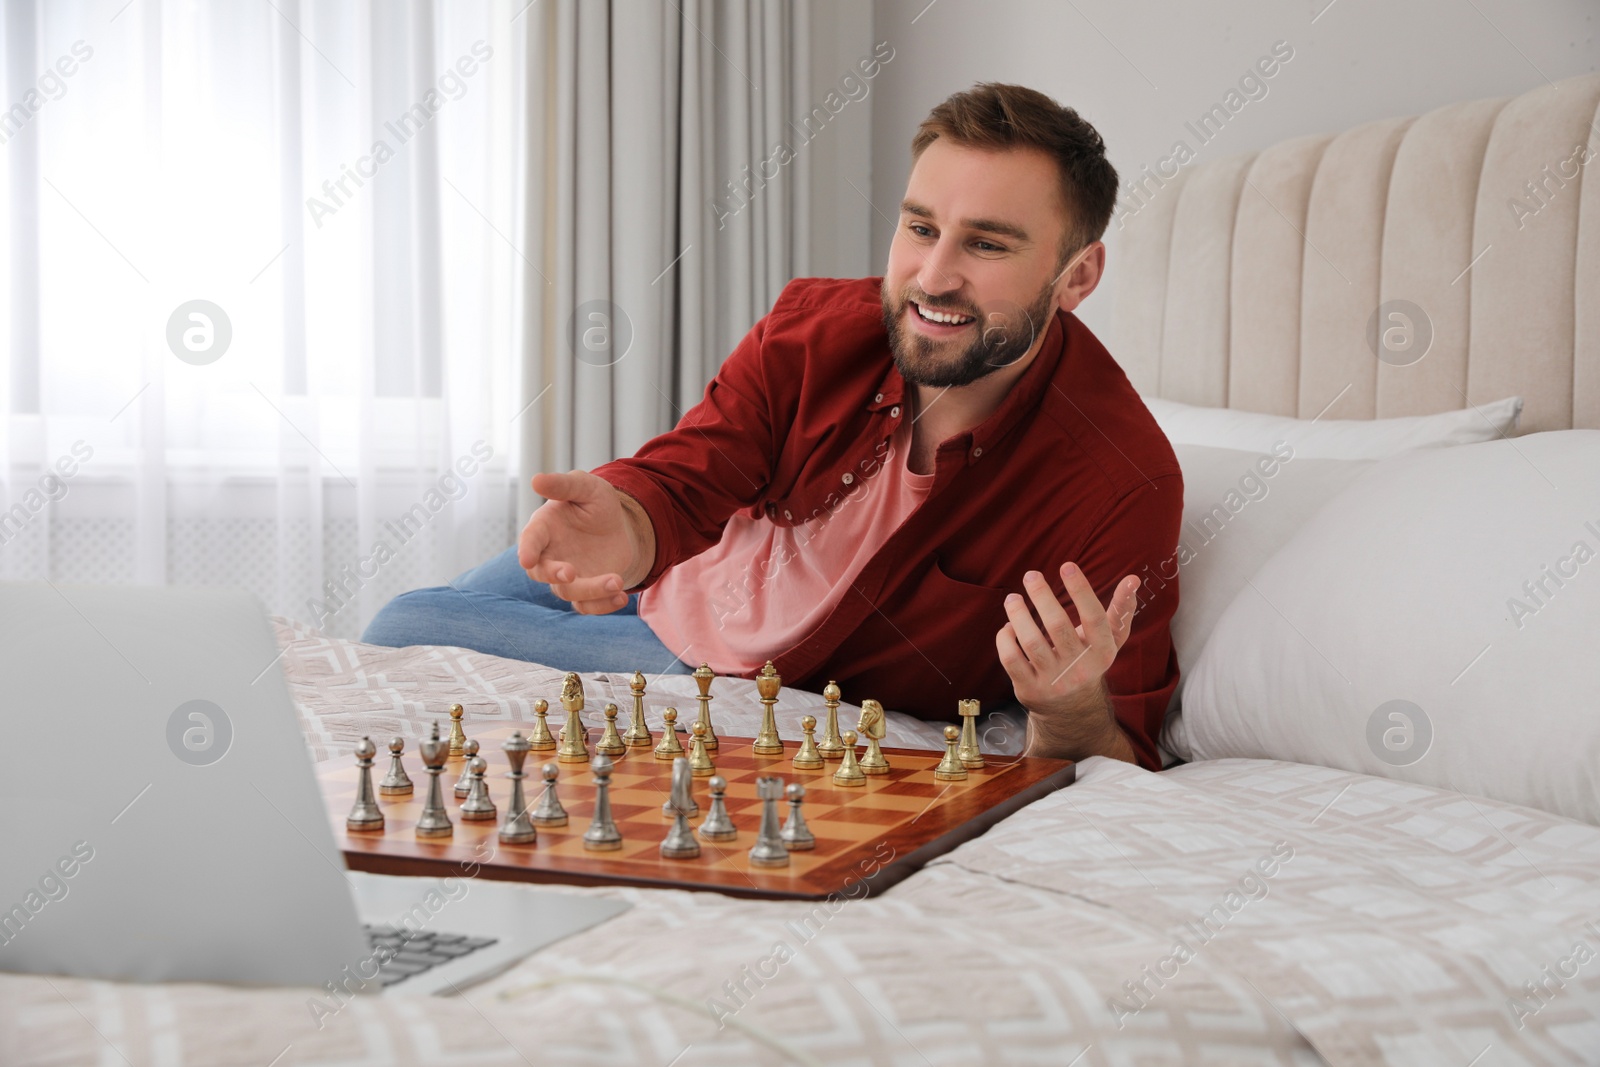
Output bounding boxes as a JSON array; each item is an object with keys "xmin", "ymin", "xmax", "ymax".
[{"xmin": 518, "ymin": 470, "xmax": 643, "ymax": 614}]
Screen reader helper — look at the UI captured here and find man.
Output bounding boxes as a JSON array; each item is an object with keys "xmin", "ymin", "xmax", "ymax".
[{"xmin": 365, "ymin": 83, "xmax": 1183, "ymax": 769}]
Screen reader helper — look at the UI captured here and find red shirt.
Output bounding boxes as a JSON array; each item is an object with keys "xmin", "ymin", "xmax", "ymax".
[{"xmin": 594, "ymin": 277, "xmax": 1184, "ymax": 769}]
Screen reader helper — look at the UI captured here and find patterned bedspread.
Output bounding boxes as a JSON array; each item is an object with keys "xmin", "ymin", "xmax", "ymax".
[{"xmin": 5, "ymin": 624, "xmax": 1599, "ymax": 1066}]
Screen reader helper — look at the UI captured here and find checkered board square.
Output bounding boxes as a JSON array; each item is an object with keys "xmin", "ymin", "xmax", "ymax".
[{"xmin": 317, "ymin": 725, "xmax": 1075, "ymax": 900}]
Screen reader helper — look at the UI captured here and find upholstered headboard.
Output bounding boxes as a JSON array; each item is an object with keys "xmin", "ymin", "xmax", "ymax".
[{"xmin": 1112, "ymin": 72, "xmax": 1600, "ymax": 434}]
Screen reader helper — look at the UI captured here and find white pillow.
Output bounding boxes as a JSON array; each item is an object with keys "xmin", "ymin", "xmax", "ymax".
[
  {"xmin": 1142, "ymin": 395, "xmax": 1523, "ymax": 459},
  {"xmin": 1180, "ymin": 431, "xmax": 1600, "ymax": 824}
]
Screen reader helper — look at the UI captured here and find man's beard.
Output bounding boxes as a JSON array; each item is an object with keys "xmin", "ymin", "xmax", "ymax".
[{"xmin": 880, "ymin": 278, "xmax": 1056, "ymax": 388}]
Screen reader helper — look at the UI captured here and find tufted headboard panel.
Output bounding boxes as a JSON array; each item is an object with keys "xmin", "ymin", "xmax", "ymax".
[{"xmin": 1111, "ymin": 72, "xmax": 1600, "ymax": 433}]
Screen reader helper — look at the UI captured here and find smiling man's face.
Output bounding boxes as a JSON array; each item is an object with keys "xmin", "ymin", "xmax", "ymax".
[{"xmin": 881, "ymin": 139, "xmax": 1077, "ymax": 388}]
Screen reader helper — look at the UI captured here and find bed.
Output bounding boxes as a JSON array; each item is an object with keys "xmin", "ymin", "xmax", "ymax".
[{"xmin": 6, "ymin": 71, "xmax": 1600, "ymax": 1067}]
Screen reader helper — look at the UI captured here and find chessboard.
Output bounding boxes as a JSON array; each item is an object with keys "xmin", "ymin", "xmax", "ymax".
[{"xmin": 316, "ymin": 722, "xmax": 1075, "ymax": 902}]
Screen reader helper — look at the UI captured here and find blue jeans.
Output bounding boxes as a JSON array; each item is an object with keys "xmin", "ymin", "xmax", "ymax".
[{"xmin": 361, "ymin": 547, "xmax": 695, "ymax": 676}]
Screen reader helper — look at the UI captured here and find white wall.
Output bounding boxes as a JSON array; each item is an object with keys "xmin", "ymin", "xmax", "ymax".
[{"xmin": 868, "ymin": 0, "xmax": 1600, "ymax": 339}]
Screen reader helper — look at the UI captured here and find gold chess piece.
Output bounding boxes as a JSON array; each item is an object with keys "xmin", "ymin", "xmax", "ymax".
[
  {"xmin": 792, "ymin": 714, "xmax": 824, "ymax": 770},
  {"xmin": 856, "ymin": 699, "xmax": 890, "ymax": 775},
  {"xmin": 623, "ymin": 670, "xmax": 653, "ymax": 747},
  {"xmin": 935, "ymin": 725, "xmax": 968, "ymax": 781},
  {"xmin": 447, "ymin": 703, "xmax": 468, "ymax": 757},
  {"xmin": 688, "ymin": 721, "xmax": 716, "ymax": 777},
  {"xmin": 752, "ymin": 661, "xmax": 785, "ymax": 755},
  {"xmin": 817, "ymin": 680, "xmax": 845, "ymax": 760},
  {"xmin": 596, "ymin": 702, "xmax": 626, "ymax": 756},
  {"xmin": 528, "ymin": 697, "xmax": 557, "ymax": 751},
  {"xmin": 556, "ymin": 673, "xmax": 590, "ymax": 763},
  {"xmin": 957, "ymin": 697, "xmax": 984, "ymax": 769},
  {"xmin": 832, "ymin": 730, "xmax": 866, "ymax": 786},
  {"xmin": 654, "ymin": 707, "xmax": 686, "ymax": 760},
  {"xmin": 692, "ymin": 662, "xmax": 719, "ymax": 750}
]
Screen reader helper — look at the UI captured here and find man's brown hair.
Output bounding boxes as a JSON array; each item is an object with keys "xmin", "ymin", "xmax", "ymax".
[{"xmin": 912, "ymin": 83, "xmax": 1119, "ymax": 267}]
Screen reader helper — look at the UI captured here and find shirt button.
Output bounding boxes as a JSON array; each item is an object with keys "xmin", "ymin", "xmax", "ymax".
[
  {"xmin": 972, "ymin": 447, "xmax": 984, "ymax": 458},
  {"xmin": 874, "ymin": 392, "xmax": 884, "ymax": 403},
  {"xmin": 783, "ymin": 509, "xmax": 793, "ymax": 520},
  {"xmin": 890, "ymin": 405, "xmax": 900, "ymax": 418},
  {"xmin": 842, "ymin": 473, "xmax": 855, "ymax": 485}
]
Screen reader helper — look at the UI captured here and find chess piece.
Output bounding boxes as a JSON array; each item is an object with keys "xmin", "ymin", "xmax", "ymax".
[
  {"xmin": 454, "ymin": 738, "xmax": 481, "ymax": 798},
  {"xmin": 698, "ymin": 775, "xmax": 737, "ymax": 841},
  {"xmin": 750, "ymin": 661, "xmax": 785, "ymax": 755},
  {"xmin": 958, "ymin": 698, "xmax": 985, "ymax": 769},
  {"xmin": 414, "ymin": 722, "xmax": 454, "ymax": 838},
  {"xmin": 556, "ymin": 673, "xmax": 590, "ymax": 763},
  {"xmin": 780, "ymin": 783, "xmax": 814, "ymax": 850},
  {"xmin": 623, "ymin": 671, "xmax": 653, "ymax": 747},
  {"xmin": 857, "ymin": 699, "xmax": 890, "ymax": 775},
  {"xmin": 934, "ymin": 725, "xmax": 969, "ymax": 781},
  {"xmin": 660, "ymin": 758, "xmax": 701, "ymax": 859},
  {"xmin": 692, "ymin": 662, "xmax": 720, "ymax": 750},
  {"xmin": 582, "ymin": 754, "xmax": 623, "ymax": 851},
  {"xmin": 654, "ymin": 708, "xmax": 685, "ymax": 761},
  {"xmin": 460, "ymin": 756, "xmax": 497, "ymax": 821},
  {"xmin": 447, "ymin": 703, "xmax": 468, "ymax": 757},
  {"xmin": 530, "ymin": 762, "xmax": 568, "ymax": 827},
  {"xmin": 528, "ymin": 697, "xmax": 557, "ymax": 751},
  {"xmin": 817, "ymin": 680, "xmax": 845, "ymax": 760},
  {"xmin": 792, "ymin": 715, "xmax": 824, "ymax": 770},
  {"xmin": 748, "ymin": 776, "xmax": 790, "ymax": 867},
  {"xmin": 378, "ymin": 736, "xmax": 413, "ymax": 796},
  {"xmin": 832, "ymin": 730, "xmax": 866, "ymax": 787},
  {"xmin": 596, "ymin": 703, "xmax": 626, "ymax": 756},
  {"xmin": 346, "ymin": 736, "xmax": 385, "ymax": 831},
  {"xmin": 687, "ymin": 721, "xmax": 716, "ymax": 777},
  {"xmin": 498, "ymin": 731, "xmax": 537, "ymax": 844}
]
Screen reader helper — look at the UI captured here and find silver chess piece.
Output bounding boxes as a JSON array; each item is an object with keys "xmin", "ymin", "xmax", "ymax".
[
  {"xmin": 499, "ymin": 731, "xmax": 537, "ymax": 845},
  {"xmin": 660, "ymin": 758, "xmax": 701, "ymax": 859},
  {"xmin": 748, "ymin": 776, "xmax": 789, "ymax": 867},
  {"xmin": 378, "ymin": 735, "xmax": 413, "ymax": 796},
  {"xmin": 698, "ymin": 774, "xmax": 737, "ymax": 842},
  {"xmin": 414, "ymin": 721, "xmax": 454, "ymax": 839},
  {"xmin": 779, "ymin": 782, "xmax": 814, "ymax": 850},
  {"xmin": 346, "ymin": 736, "xmax": 385, "ymax": 831},
  {"xmin": 454, "ymin": 737, "xmax": 481, "ymax": 798},
  {"xmin": 582, "ymin": 754, "xmax": 623, "ymax": 851},
  {"xmin": 531, "ymin": 761, "xmax": 568, "ymax": 827},
  {"xmin": 460, "ymin": 756, "xmax": 497, "ymax": 821}
]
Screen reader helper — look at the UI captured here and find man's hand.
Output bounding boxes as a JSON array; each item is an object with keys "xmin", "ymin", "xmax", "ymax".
[
  {"xmin": 995, "ymin": 562, "xmax": 1140, "ymax": 763},
  {"xmin": 517, "ymin": 471, "xmax": 655, "ymax": 615}
]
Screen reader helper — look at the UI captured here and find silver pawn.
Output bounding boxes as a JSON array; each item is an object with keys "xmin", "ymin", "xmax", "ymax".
[
  {"xmin": 748, "ymin": 776, "xmax": 789, "ymax": 867},
  {"xmin": 378, "ymin": 735, "xmax": 413, "ymax": 796},
  {"xmin": 460, "ymin": 756, "xmax": 497, "ymax": 821},
  {"xmin": 414, "ymin": 722, "xmax": 453, "ymax": 838},
  {"xmin": 698, "ymin": 775, "xmax": 737, "ymax": 842},
  {"xmin": 660, "ymin": 758, "xmax": 701, "ymax": 859},
  {"xmin": 454, "ymin": 737, "xmax": 481, "ymax": 798},
  {"xmin": 780, "ymin": 782, "xmax": 814, "ymax": 850},
  {"xmin": 499, "ymin": 731, "xmax": 536, "ymax": 845},
  {"xmin": 346, "ymin": 736, "xmax": 385, "ymax": 831},
  {"xmin": 582, "ymin": 754, "xmax": 623, "ymax": 851},
  {"xmin": 531, "ymin": 762, "xmax": 568, "ymax": 827}
]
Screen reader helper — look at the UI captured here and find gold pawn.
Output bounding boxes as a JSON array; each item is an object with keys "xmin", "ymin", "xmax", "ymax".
[
  {"xmin": 447, "ymin": 703, "xmax": 468, "ymax": 757},
  {"xmin": 556, "ymin": 672, "xmax": 590, "ymax": 764},
  {"xmin": 752, "ymin": 661, "xmax": 784, "ymax": 755},
  {"xmin": 957, "ymin": 697, "xmax": 984, "ymax": 769},
  {"xmin": 857, "ymin": 699, "xmax": 890, "ymax": 776},
  {"xmin": 817, "ymin": 680, "xmax": 845, "ymax": 760},
  {"xmin": 654, "ymin": 708, "xmax": 686, "ymax": 760},
  {"xmin": 692, "ymin": 662, "xmax": 719, "ymax": 751},
  {"xmin": 596, "ymin": 702, "xmax": 626, "ymax": 756},
  {"xmin": 688, "ymin": 721, "xmax": 716, "ymax": 777},
  {"xmin": 832, "ymin": 730, "xmax": 866, "ymax": 786},
  {"xmin": 934, "ymin": 725, "xmax": 968, "ymax": 781},
  {"xmin": 527, "ymin": 697, "xmax": 556, "ymax": 751},
  {"xmin": 623, "ymin": 670, "xmax": 653, "ymax": 747},
  {"xmin": 791, "ymin": 714, "xmax": 823, "ymax": 770}
]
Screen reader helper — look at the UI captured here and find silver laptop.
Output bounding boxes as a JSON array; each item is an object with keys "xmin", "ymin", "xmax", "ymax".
[{"xmin": 0, "ymin": 582, "xmax": 628, "ymax": 996}]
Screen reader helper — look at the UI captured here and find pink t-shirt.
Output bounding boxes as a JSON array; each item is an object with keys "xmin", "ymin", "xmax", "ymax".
[{"xmin": 638, "ymin": 414, "xmax": 934, "ymax": 673}]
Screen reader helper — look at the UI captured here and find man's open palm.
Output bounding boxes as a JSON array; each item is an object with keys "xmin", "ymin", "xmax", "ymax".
[{"xmin": 517, "ymin": 471, "xmax": 634, "ymax": 614}]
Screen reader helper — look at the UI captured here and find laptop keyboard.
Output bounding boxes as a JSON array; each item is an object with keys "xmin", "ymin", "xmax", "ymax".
[{"xmin": 364, "ymin": 924, "xmax": 499, "ymax": 987}]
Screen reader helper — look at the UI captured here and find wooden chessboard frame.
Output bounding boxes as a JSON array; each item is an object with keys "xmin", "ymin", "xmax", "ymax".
[{"xmin": 318, "ymin": 727, "xmax": 1075, "ymax": 901}]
